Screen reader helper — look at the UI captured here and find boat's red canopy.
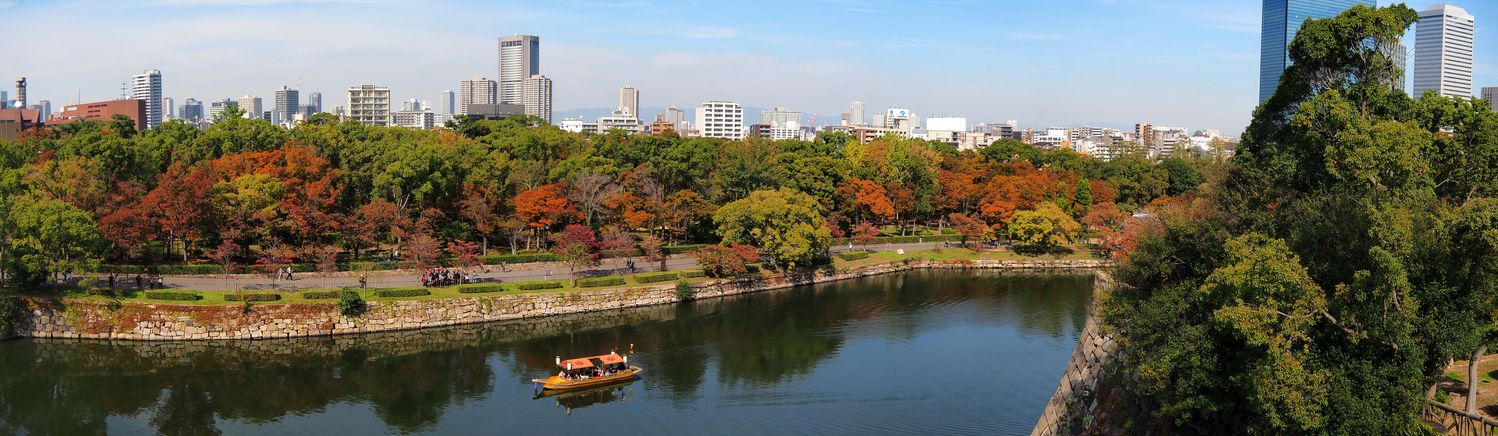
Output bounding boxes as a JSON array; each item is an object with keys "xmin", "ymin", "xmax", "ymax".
[{"xmin": 558, "ymin": 353, "xmax": 625, "ymax": 369}]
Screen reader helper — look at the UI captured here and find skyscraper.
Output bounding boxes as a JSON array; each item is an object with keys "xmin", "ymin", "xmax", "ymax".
[
  {"xmin": 497, "ymin": 35, "xmax": 540, "ymax": 104},
  {"xmin": 440, "ymin": 90, "xmax": 456, "ymax": 115},
  {"xmin": 181, "ymin": 98, "xmax": 203, "ymax": 123},
  {"xmin": 163, "ymin": 97, "xmax": 175, "ymax": 120},
  {"xmin": 459, "ymin": 77, "xmax": 497, "ymax": 115},
  {"xmin": 274, "ymin": 86, "xmax": 299, "ymax": 124},
  {"xmin": 130, "ymin": 69, "xmax": 163, "ymax": 129},
  {"xmin": 307, "ymin": 91, "xmax": 322, "ymax": 116},
  {"xmin": 347, "ymin": 85, "xmax": 391, "ymax": 126},
  {"xmin": 1413, "ymin": 4, "xmax": 1476, "ymax": 99},
  {"xmin": 619, "ymin": 85, "xmax": 639, "ymax": 117},
  {"xmin": 238, "ymin": 96, "xmax": 263, "ymax": 120},
  {"xmin": 850, "ymin": 101, "xmax": 865, "ymax": 126},
  {"xmin": 521, "ymin": 74, "xmax": 552, "ymax": 122},
  {"xmin": 14, "ymin": 77, "xmax": 25, "ymax": 108},
  {"xmin": 666, "ymin": 106, "xmax": 686, "ymax": 133},
  {"xmin": 1260, "ymin": 0, "xmax": 1373, "ymax": 102},
  {"xmin": 1484, "ymin": 87, "xmax": 1498, "ymax": 111}
]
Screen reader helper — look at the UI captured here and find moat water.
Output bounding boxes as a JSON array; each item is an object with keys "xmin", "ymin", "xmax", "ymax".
[{"xmin": 0, "ymin": 270, "xmax": 1093, "ymax": 435}]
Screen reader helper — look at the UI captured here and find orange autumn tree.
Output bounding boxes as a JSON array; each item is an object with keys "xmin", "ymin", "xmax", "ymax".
[
  {"xmin": 839, "ymin": 178, "xmax": 896, "ymax": 224},
  {"xmin": 514, "ymin": 182, "xmax": 574, "ymax": 250}
]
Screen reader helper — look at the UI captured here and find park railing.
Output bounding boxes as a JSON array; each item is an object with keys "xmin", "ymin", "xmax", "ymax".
[{"xmin": 1425, "ymin": 400, "xmax": 1498, "ymax": 436}]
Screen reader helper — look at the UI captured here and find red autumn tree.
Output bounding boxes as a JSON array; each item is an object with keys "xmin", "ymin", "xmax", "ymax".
[
  {"xmin": 515, "ymin": 183, "xmax": 573, "ymax": 248},
  {"xmin": 402, "ymin": 233, "xmax": 444, "ymax": 270},
  {"xmin": 839, "ymin": 178, "xmax": 896, "ymax": 223},
  {"xmin": 691, "ymin": 244, "xmax": 759, "ymax": 278},
  {"xmin": 98, "ymin": 181, "xmax": 159, "ymax": 261},
  {"xmin": 550, "ymin": 224, "xmax": 599, "ymax": 281},
  {"xmin": 948, "ymin": 213, "xmax": 992, "ymax": 249},
  {"xmin": 851, "ymin": 221, "xmax": 880, "ymax": 249},
  {"xmin": 639, "ymin": 235, "xmax": 668, "ymax": 272},
  {"xmin": 446, "ymin": 240, "xmax": 482, "ymax": 269},
  {"xmin": 459, "ymin": 183, "xmax": 502, "ymax": 255},
  {"xmin": 144, "ymin": 163, "xmax": 215, "ymax": 262}
]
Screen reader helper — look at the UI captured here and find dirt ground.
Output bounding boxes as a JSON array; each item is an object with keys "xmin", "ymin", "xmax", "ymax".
[{"xmin": 1441, "ymin": 354, "xmax": 1498, "ymax": 418}]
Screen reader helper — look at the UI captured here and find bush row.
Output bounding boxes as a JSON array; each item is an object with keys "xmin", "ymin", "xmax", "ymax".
[
  {"xmin": 835, "ymin": 234, "xmax": 963, "ymax": 245},
  {"xmin": 515, "ymin": 281, "xmax": 564, "ymax": 291},
  {"xmin": 837, "ymin": 251, "xmax": 870, "ymax": 261},
  {"xmin": 478, "ymin": 252, "xmax": 560, "ymax": 264},
  {"xmin": 457, "ymin": 284, "xmax": 506, "ymax": 294},
  {"xmin": 144, "ymin": 291, "xmax": 202, "ymax": 301},
  {"xmin": 375, "ymin": 289, "xmax": 431, "ymax": 298},
  {"xmin": 576, "ymin": 276, "xmax": 625, "ymax": 288},
  {"xmin": 303, "ymin": 291, "xmax": 342, "ymax": 300},
  {"xmin": 664, "ymin": 244, "xmax": 708, "ymax": 254},
  {"xmin": 679, "ymin": 270, "xmax": 706, "ymax": 278},
  {"xmin": 633, "ymin": 272, "xmax": 680, "ymax": 283},
  {"xmin": 224, "ymin": 293, "xmax": 282, "ymax": 302}
]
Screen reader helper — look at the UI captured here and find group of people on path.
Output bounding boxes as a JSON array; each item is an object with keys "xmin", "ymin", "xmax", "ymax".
[
  {"xmin": 105, "ymin": 273, "xmax": 165, "ymax": 289},
  {"xmin": 420, "ymin": 268, "xmax": 472, "ymax": 287}
]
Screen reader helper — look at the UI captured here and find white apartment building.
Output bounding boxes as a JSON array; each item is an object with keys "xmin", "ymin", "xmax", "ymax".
[
  {"xmin": 392, "ymin": 110, "xmax": 435, "ymax": 130},
  {"xmin": 696, "ymin": 100, "xmax": 744, "ymax": 140},
  {"xmin": 347, "ymin": 85, "xmax": 391, "ymax": 126},
  {"xmin": 237, "ymin": 95, "xmax": 263, "ymax": 120},
  {"xmin": 560, "ymin": 117, "xmax": 599, "ymax": 134},
  {"xmin": 522, "ymin": 75, "xmax": 552, "ymax": 122},
  {"xmin": 598, "ymin": 114, "xmax": 641, "ymax": 134},
  {"xmin": 130, "ymin": 69, "xmax": 163, "ymax": 129},
  {"xmin": 1414, "ymin": 4, "xmax": 1476, "ymax": 98},
  {"xmin": 459, "ymin": 77, "xmax": 496, "ymax": 115}
]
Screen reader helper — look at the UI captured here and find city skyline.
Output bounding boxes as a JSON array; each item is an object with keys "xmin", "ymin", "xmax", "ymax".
[{"xmin": 3, "ymin": 0, "xmax": 1497, "ymax": 136}]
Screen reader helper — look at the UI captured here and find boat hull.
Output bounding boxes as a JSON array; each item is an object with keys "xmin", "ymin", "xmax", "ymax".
[{"xmin": 533, "ymin": 366, "xmax": 643, "ymax": 391}]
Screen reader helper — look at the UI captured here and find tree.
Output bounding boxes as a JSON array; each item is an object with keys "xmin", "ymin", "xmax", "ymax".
[
  {"xmin": 640, "ymin": 235, "xmax": 668, "ymax": 272},
  {"xmin": 850, "ymin": 222, "xmax": 879, "ymax": 250},
  {"xmin": 515, "ymin": 183, "xmax": 573, "ymax": 248},
  {"xmin": 690, "ymin": 244, "xmax": 758, "ymax": 278},
  {"xmin": 550, "ymin": 224, "xmax": 598, "ymax": 282},
  {"xmin": 948, "ymin": 213, "xmax": 992, "ymax": 249},
  {"xmin": 7, "ymin": 199, "xmax": 103, "ymax": 284},
  {"xmin": 1073, "ymin": 178, "xmax": 1094, "ymax": 218},
  {"xmin": 839, "ymin": 179, "xmax": 896, "ymax": 223},
  {"xmin": 446, "ymin": 240, "xmax": 481, "ymax": 270},
  {"xmin": 1006, "ymin": 203, "xmax": 1080, "ymax": 250},
  {"xmin": 402, "ymin": 233, "xmax": 443, "ymax": 270},
  {"xmin": 713, "ymin": 188, "xmax": 830, "ymax": 269}
]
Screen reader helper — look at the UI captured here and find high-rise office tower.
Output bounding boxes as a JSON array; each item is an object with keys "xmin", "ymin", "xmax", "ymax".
[
  {"xmin": 130, "ymin": 69, "xmax": 164, "ymax": 129},
  {"xmin": 238, "ymin": 95, "xmax": 263, "ymax": 120},
  {"xmin": 666, "ymin": 106, "xmax": 686, "ymax": 133},
  {"xmin": 1413, "ymin": 4, "xmax": 1476, "ymax": 99},
  {"xmin": 163, "ymin": 97, "xmax": 175, "ymax": 119},
  {"xmin": 14, "ymin": 77, "xmax": 25, "ymax": 108},
  {"xmin": 274, "ymin": 85, "xmax": 300, "ymax": 124},
  {"xmin": 208, "ymin": 99, "xmax": 234, "ymax": 121},
  {"xmin": 0, "ymin": 91, "xmax": 7, "ymax": 109},
  {"xmin": 36, "ymin": 100, "xmax": 50, "ymax": 122},
  {"xmin": 1484, "ymin": 87, "xmax": 1498, "ymax": 111},
  {"xmin": 521, "ymin": 74, "xmax": 552, "ymax": 122},
  {"xmin": 459, "ymin": 77, "xmax": 497, "ymax": 115},
  {"xmin": 347, "ymin": 85, "xmax": 391, "ymax": 126},
  {"xmin": 497, "ymin": 35, "xmax": 541, "ymax": 104},
  {"xmin": 619, "ymin": 85, "xmax": 639, "ymax": 117},
  {"xmin": 440, "ymin": 90, "xmax": 456, "ymax": 115},
  {"xmin": 307, "ymin": 91, "xmax": 322, "ymax": 115},
  {"xmin": 850, "ymin": 101, "xmax": 865, "ymax": 126},
  {"xmin": 181, "ymin": 98, "xmax": 203, "ymax": 122},
  {"xmin": 697, "ymin": 100, "xmax": 744, "ymax": 140},
  {"xmin": 1260, "ymin": 0, "xmax": 1373, "ymax": 102}
]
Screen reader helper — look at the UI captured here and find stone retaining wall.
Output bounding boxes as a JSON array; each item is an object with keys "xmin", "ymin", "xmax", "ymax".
[
  {"xmin": 7, "ymin": 258, "xmax": 1111, "ymax": 342},
  {"xmin": 1032, "ymin": 272, "xmax": 1119, "ymax": 436}
]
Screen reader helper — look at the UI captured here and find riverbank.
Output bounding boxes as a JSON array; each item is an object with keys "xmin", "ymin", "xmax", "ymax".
[{"xmin": 6, "ymin": 254, "xmax": 1110, "ymax": 341}]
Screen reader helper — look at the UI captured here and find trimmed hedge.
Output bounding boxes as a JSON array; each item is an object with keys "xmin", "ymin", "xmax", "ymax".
[
  {"xmin": 144, "ymin": 291, "xmax": 202, "ymax": 301},
  {"xmin": 664, "ymin": 244, "xmax": 708, "ymax": 255},
  {"xmin": 457, "ymin": 284, "xmax": 506, "ymax": 294},
  {"xmin": 835, "ymin": 234, "xmax": 963, "ymax": 245},
  {"xmin": 634, "ymin": 272, "xmax": 680, "ymax": 284},
  {"xmin": 515, "ymin": 281, "xmax": 564, "ymax": 291},
  {"xmin": 837, "ymin": 251, "xmax": 870, "ymax": 261},
  {"xmin": 303, "ymin": 291, "xmax": 342, "ymax": 300},
  {"xmin": 224, "ymin": 293, "xmax": 282, "ymax": 302},
  {"xmin": 478, "ymin": 252, "xmax": 560, "ymax": 264},
  {"xmin": 375, "ymin": 289, "xmax": 431, "ymax": 298},
  {"xmin": 577, "ymin": 276, "xmax": 626, "ymax": 288},
  {"xmin": 679, "ymin": 270, "xmax": 706, "ymax": 278}
]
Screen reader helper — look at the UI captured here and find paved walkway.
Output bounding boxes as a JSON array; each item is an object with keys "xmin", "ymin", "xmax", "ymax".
[{"xmin": 92, "ymin": 242, "xmax": 950, "ymax": 292}]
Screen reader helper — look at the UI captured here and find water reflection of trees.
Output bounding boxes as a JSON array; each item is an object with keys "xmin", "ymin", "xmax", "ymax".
[{"xmin": 0, "ymin": 271, "xmax": 1092, "ymax": 434}]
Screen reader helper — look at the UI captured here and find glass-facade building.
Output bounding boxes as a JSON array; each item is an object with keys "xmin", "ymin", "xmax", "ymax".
[{"xmin": 1260, "ymin": 0, "xmax": 1374, "ymax": 102}]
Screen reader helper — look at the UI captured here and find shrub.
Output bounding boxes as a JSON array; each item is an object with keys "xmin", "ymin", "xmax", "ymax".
[
  {"xmin": 478, "ymin": 252, "xmax": 560, "ymax": 264},
  {"xmin": 0, "ymin": 297, "xmax": 18, "ymax": 338},
  {"xmin": 144, "ymin": 291, "xmax": 202, "ymax": 301},
  {"xmin": 338, "ymin": 290, "xmax": 365, "ymax": 316},
  {"xmin": 679, "ymin": 270, "xmax": 706, "ymax": 278},
  {"xmin": 515, "ymin": 281, "xmax": 564, "ymax": 291},
  {"xmin": 675, "ymin": 280, "xmax": 694, "ymax": 301},
  {"xmin": 223, "ymin": 293, "xmax": 282, "ymax": 302},
  {"xmin": 303, "ymin": 291, "xmax": 341, "ymax": 300},
  {"xmin": 664, "ymin": 244, "xmax": 708, "ymax": 255},
  {"xmin": 838, "ymin": 251, "xmax": 870, "ymax": 261},
  {"xmin": 577, "ymin": 276, "xmax": 626, "ymax": 288},
  {"xmin": 375, "ymin": 289, "xmax": 431, "ymax": 298},
  {"xmin": 634, "ymin": 272, "xmax": 680, "ymax": 284},
  {"xmin": 458, "ymin": 284, "xmax": 506, "ymax": 294}
]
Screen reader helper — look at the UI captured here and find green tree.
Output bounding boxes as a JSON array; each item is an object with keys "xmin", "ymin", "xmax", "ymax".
[
  {"xmin": 7, "ymin": 199, "xmax": 103, "ymax": 285},
  {"xmin": 1073, "ymin": 178, "xmax": 1093, "ymax": 217},
  {"xmin": 713, "ymin": 188, "xmax": 830, "ymax": 269},
  {"xmin": 1006, "ymin": 203, "xmax": 1079, "ymax": 249}
]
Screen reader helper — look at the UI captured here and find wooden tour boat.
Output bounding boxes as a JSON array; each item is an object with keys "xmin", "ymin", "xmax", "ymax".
[{"xmin": 533, "ymin": 352, "xmax": 642, "ymax": 392}]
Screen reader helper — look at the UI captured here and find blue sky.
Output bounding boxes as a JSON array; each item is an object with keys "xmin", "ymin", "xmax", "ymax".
[{"xmin": 2, "ymin": 0, "xmax": 1495, "ymax": 136}]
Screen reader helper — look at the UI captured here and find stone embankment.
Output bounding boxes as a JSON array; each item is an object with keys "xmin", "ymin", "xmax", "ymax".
[
  {"xmin": 1032, "ymin": 272, "xmax": 1120, "ymax": 436},
  {"xmin": 7, "ymin": 258, "xmax": 1110, "ymax": 341}
]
